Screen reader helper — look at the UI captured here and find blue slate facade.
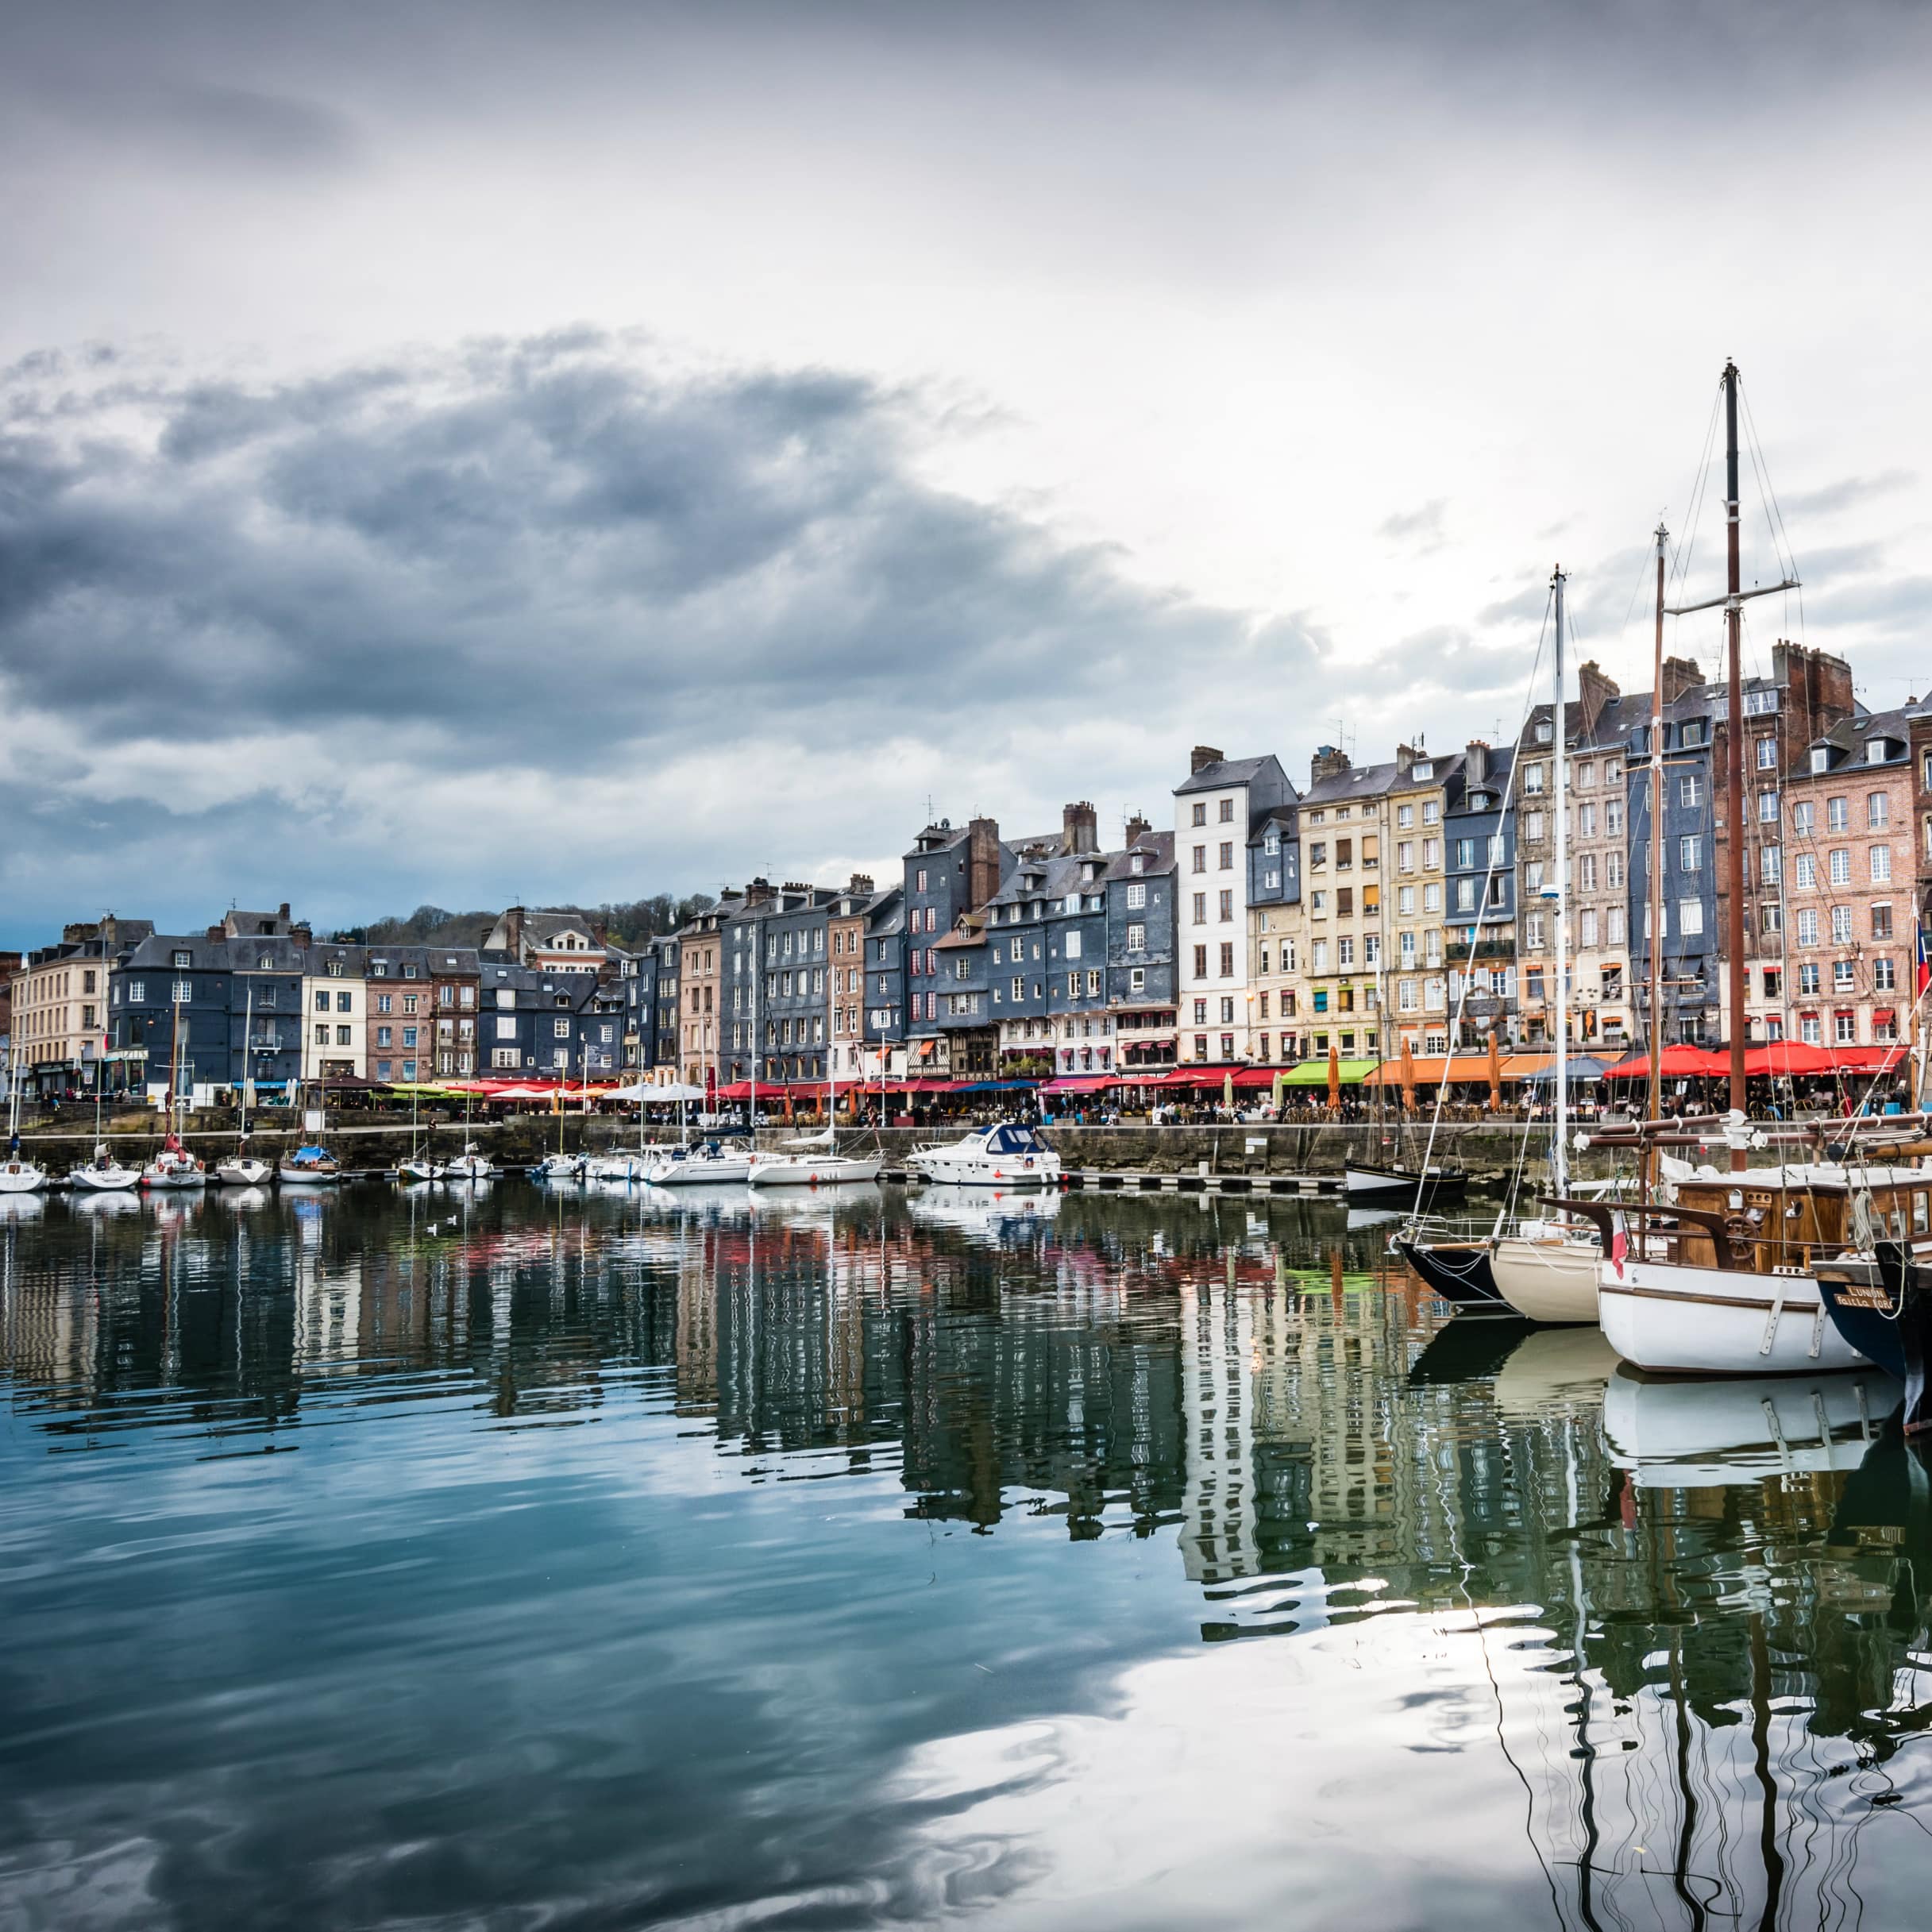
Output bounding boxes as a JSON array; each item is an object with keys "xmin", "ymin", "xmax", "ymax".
[
  {"xmin": 1444, "ymin": 743, "xmax": 1517, "ymax": 1035},
  {"xmin": 477, "ymin": 961, "xmax": 611, "ymax": 1074},
  {"xmin": 108, "ymin": 931, "xmax": 308, "ymax": 1096},
  {"xmin": 1106, "ymin": 829, "xmax": 1178, "ymax": 1068},
  {"xmin": 1625, "ymin": 692, "xmax": 1721, "ymax": 1043}
]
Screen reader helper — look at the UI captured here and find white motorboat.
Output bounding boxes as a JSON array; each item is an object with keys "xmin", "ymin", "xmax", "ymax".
[
  {"xmin": 747, "ymin": 1128, "xmax": 883, "ymax": 1189},
  {"xmin": 533, "ymin": 1152, "xmax": 588, "ymax": 1182},
  {"xmin": 1603, "ymin": 1365, "xmax": 1895, "ymax": 1488},
  {"xmin": 70, "ymin": 1142, "xmax": 140, "ymax": 1193},
  {"xmin": 905, "ymin": 1121, "xmax": 1060, "ymax": 1190},
  {"xmin": 1490, "ymin": 1221, "xmax": 1602, "ymax": 1325},
  {"xmin": 214, "ymin": 1154, "xmax": 274, "ymax": 1187},
  {"xmin": 141, "ymin": 1138, "xmax": 207, "ymax": 1190},
  {"xmin": 398, "ymin": 1158, "xmax": 446, "ymax": 1183},
  {"xmin": 1, "ymin": 1150, "xmax": 48, "ymax": 1194},
  {"xmin": 645, "ymin": 1140, "xmax": 755, "ymax": 1187},
  {"xmin": 277, "ymin": 1145, "xmax": 343, "ymax": 1186},
  {"xmin": 445, "ymin": 1142, "xmax": 498, "ymax": 1182}
]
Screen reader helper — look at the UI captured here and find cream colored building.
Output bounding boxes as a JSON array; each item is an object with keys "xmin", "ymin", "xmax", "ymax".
[
  {"xmin": 1385, "ymin": 748, "xmax": 1455, "ymax": 1052},
  {"xmin": 7, "ymin": 917, "xmax": 151, "ymax": 1098},
  {"xmin": 1297, "ymin": 747, "xmax": 1402, "ymax": 1062},
  {"xmin": 301, "ymin": 943, "xmax": 369, "ymax": 1081}
]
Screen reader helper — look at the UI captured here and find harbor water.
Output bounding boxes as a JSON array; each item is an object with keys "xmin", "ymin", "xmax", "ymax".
[{"xmin": 1, "ymin": 1183, "xmax": 1927, "ymax": 1930}]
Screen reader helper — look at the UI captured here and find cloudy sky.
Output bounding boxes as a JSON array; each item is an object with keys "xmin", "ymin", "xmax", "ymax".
[{"xmin": 3, "ymin": 0, "xmax": 1929, "ymax": 944}]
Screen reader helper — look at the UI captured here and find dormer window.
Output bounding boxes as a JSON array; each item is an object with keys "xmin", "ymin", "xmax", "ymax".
[
  {"xmin": 1811, "ymin": 745, "xmax": 1830, "ymax": 773},
  {"xmin": 1130, "ymin": 854, "xmax": 1145, "ymax": 874},
  {"xmin": 1537, "ymin": 720, "xmax": 1552, "ymax": 742},
  {"xmin": 1411, "ymin": 762, "xmax": 1432, "ymax": 782},
  {"xmin": 1867, "ymin": 739, "xmax": 1890, "ymax": 764},
  {"xmin": 172, "ymin": 950, "xmax": 191, "ymax": 970}
]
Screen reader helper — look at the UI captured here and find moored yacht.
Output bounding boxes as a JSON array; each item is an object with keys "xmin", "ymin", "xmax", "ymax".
[
  {"xmin": 214, "ymin": 1151, "xmax": 274, "ymax": 1187},
  {"xmin": 70, "ymin": 1141, "xmax": 140, "ymax": 1193},
  {"xmin": 141, "ymin": 1136, "xmax": 207, "ymax": 1190},
  {"xmin": 445, "ymin": 1141, "xmax": 497, "ymax": 1182},
  {"xmin": 277, "ymin": 1145, "xmax": 342, "ymax": 1186},
  {"xmin": 905, "ymin": 1121, "xmax": 1059, "ymax": 1190},
  {"xmin": 645, "ymin": 1140, "xmax": 755, "ymax": 1187},
  {"xmin": 1, "ymin": 1147, "xmax": 48, "ymax": 1194},
  {"xmin": 747, "ymin": 1128, "xmax": 883, "ymax": 1189}
]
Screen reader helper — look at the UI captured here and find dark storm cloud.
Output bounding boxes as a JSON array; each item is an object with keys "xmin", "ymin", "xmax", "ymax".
[{"xmin": 0, "ymin": 333, "xmax": 1251, "ymax": 762}]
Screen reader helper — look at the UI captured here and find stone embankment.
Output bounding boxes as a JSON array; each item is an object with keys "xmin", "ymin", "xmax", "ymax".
[{"xmin": 10, "ymin": 1112, "xmax": 1617, "ymax": 1182}]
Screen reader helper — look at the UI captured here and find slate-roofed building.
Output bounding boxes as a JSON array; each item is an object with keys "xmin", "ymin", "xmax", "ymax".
[
  {"xmin": 12, "ymin": 916, "xmax": 153, "ymax": 1099},
  {"xmin": 904, "ymin": 816, "xmax": 1005, "ymax": 1076},
  {"xmin": 862, "ymin": 889, "xmax": 907, "ymax": 1068},
  {"xmin": 1174, "ymin": 748, "xmax": 1296, "ymax": 1066},
  {"xmin": 1109, "ymin": 822, "xmax": 1178, "ymax": 1069},
  {"xmin": 1443, "ymin": 739, "xmax": 1517, "ymax": 1049},
  {"xmin": 476, "ymin": 958, "xmax": 613, "ymax": 1076},
  {"xmin": 1295, "ymin": 746, "xmax": 1398, "ymax": 1064},
  {"xmin": 302, "ymin": 942, "xmax": 372, "ymax": 1080},
  {"xmin": 364, "ymin": 944, "xmax": 481, "ymax": 1085}
]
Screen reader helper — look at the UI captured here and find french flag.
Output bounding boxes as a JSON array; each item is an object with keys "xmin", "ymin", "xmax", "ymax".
[
  {"xmin": 1919, "ymin": 924, "xmax": 1931, "ymax": 999},
  {"xmin": 1609, "ymin": 1210, "xmax": 1629, "ymax": 1279}
]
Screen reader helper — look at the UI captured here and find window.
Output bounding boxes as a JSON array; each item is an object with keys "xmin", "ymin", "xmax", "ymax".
[
  {"xmin": 1454, "ymin": 838, "xmax": 1475, "ymax": 869},
  {"xmin": 1799, "ymin": 961, "xmax": 1821, "ymax": 996},
  {"xmin": 126, "ymin": 981, "xmax": 145, "ymax": 1004},
  {"xmin": 1579, "ymin": 909, "xmax": 1598, "ymax": 947},
  {"xmin": 1829, "ymin": 848, "xmax": 1852, "ymax": 885},
  {"xmin": 1524, "ymin": 762, "xmax": 1546, "ymax": 794},
  {"xmin": 1455, "ymin": 878, "xmax": 1475, "ymax": 912},
  {"xmin": 1577, "ymin": 803, "xmax": 1595, "ymax": 839},
  {"xmin": 1679, "ymin": 899, "xmax": 1703, "ymax": 938},
  {"xmin": 1309, "ymin": 841, "xmax": 1326, "ymax": 869},
  {"xmin": 1606, "ymin": 908, "xmax": 1625, "ymax": 944},
  {"xmin": 1832, "ymin": 904, "xmax": 1854, "ymax": 945},
  {"xmin": 1834, "ymin": 958, "xmax": 1857, "ymax": 993},
  {"xmin": 172, "ymin": 979, "xmax": 192, "ymax": 1005},
  {"xmin": 1193, "ymin": 945, "xmax": 1208, "ymax": 978},
  {"xmin": 496, "ymin": 1016, "xmax": 517, "ymax": 1041},
  {"xmin": 1129, "ymin": 967, "xmax": 1146, "ymax": 993},
  {"xmin": 1125, "ymin": 881, "xmax": 1147, "ymax": 909},
  {"xmin": 1871, "ymin": 845, "xmax": 1892, "ymax": 882},
  {"xmin": 1192, "ymin": 893, "xmax": 1207, "ymax": 925},
  {"xmin": 1218, "ymin": 841, "xmax": 1234, "ymax": 870},
  {"xmin": 1398, "ymin": 804, "xmax": 1415, "ymax": 829},
  {"xmin": 1757, "ymin": 737, "xmax": 1777, "ymax": 769},
  {"xmin": 1810, "ymin": 745, "xmax": 1830, "ymax": 773},
  {"xmin": 335, "ymin": 1025, "xmax": 353, "ymax": 1047},
  {"xmin": 1311, "ymin": 940, "xmax": 1329, "ymax": 973},
  {"xmin": 1796, "ymin": 908, "xmax": 1819, "ymax": 947},
  {"xmin": 1219, "ymin": 798, "xmax": 1234, "ymax": 823},
  {"xmin": 1421, "ymin": 800, "xmax": 1439, "ymax": 825},
  {"xmin": 314, "ymin": 1023, "xmax": 330, "ymax": 1045},
  {"xmin": 1397, "ymin": 841, "xmax": 1413, "ymax": 872},
  {"xmin": 376, "ymin": 1026, "xmax": 392, "ymax": 1047},
  {"xmin": 1338, "ymin": 936, "xmax": 1355, "ymax": 967},
  {"xmin": 1218, "ymin": 997, "xmax": 1235, "ymax": 1024},
  {"xmin": 1218, "ymin": 943, "xmax": 1234, "ymax": 976},
  {"xmin": 1794, "ymin": 853, "xmax": 1816, "ymax": 889},
  {"xmin": 1191, "ymin": 803, "xmax": 1206, "ymax": 827},
  {"xmin": 1524, "ymin": 912, "xmax": 1544, "ymax": 950},
  {"xmin": 1679, "ymin": 835, "xmax": 1702, "ymax": 873},
  {"xmin": 1192, "ymin": 844, "xmax": 1207, "ymax": 873},
  {"xmin": 1605, "ymin": 799, "xmax": 1622, "ymax": 835},
  {"xmin": 376, "ymin": 993, "xmax": 392, "ymax": 1015},
  {"xmin": 1579, "ymin": 853, "xmax": 1597, "ymax": 891},
  {"xmin": 1760, "ymin": 845, "xmax": 1781, "ymax": 885},
  {"xmin": 1127, "ymin": 923, "xmax": 1146, "ymax": 953},
  {"xmin": 1836, "ymin": 1010, "xmax": 1858, "ymax": 1044},
  {"xmin": 1825, "ymin": 795, "xmax": 1849, "ymax": 832},
  {"xmin": 1874, "ymin": 956, "xmax": 1897, "ymax": 991},
  {"xmin": 1757, "ymin": 790, "xmax": 1778, "ymax": 822},
  {"xmin": 1218, "ymin": 890, "xmax": 1233, "ymax": 922},
  {"xmin": 916, "ymin": 868, "xmax": 927, "ymax": 892},
  {"xmin": 336, "ymin": 992, "xmax": 352, "ymax": 1012},
  {"xmin": 1679, "ymin": 773, "xmax": 1703, "ymax": 807},
  {"xmin": 1872, "ymin": 903, "xmax": 1895, "ymax": 940}
]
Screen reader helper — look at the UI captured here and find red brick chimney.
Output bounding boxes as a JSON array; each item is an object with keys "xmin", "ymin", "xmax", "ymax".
[
  {"xmin": 966, "ymin": 817, "xmax": 1003, "ymax": 911},
  {"xmin": 1311, "ymin": 745, "xmax": 1351, "ymax": 785},
  {"xmin": 1576, "ymin": 659, "xmax": 1621, "ymax": 741},
  {"xmin": 1061, "ymin": 800, "xmax": 1098, "ymax": 854},
  {"xmin": 1124, "ymin": 813, "xmax": 1151, "ymax": 844},
  {"xmin": 1190, "ymin": 745, "xmax": 1224, "ymax": 775},
  {"xmin": 1660, "ymin": 656, "xmax": 1703, "ymax": 704}
]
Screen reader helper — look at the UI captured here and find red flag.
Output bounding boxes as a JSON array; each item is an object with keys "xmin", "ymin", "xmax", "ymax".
[{"xmin": 1609, "ymin": 1210, "xmax": 1629, "ymax": 1279}]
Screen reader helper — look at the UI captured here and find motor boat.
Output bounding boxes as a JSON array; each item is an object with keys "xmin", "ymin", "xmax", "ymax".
[
  {"xmin": 1344, "ymin": 1160, "xmax": 1469, "ymax": 1209},
  {"xmin": 141, "ymin": 1136, "xmax": 207, "ymax": 1190},
  {"xmin": 533, "ymin": 1152, "xmax": 588, "ymax": 1182},
  {"xmin": 747, "ymin": 1128, "xmax": 884, "ymax": 1189},
  {"xmin": 445, "ymin": 1142, "xmax": 498, "ymax": 1182},
  {"xmin": 645, "ymin": 1140, "xmax": 756, "ymax": 1187},
  {"xmin": 1, "ymin": 1148, "xmax": 49, "ymax": 1194},
  {"xmin": 1490, "ymin": 1218, "xmax": 1602, "ymax": 1325},
  {"xmin": 69, "ymin": 1142, "xmax": 140, "ymax": 1193},
  {"xmin": 214, "ymin": 1153, "xmax": 274, "ymax": 1187},
  {"xmin": 398, "ymin": 1157, "xmax": 446, "ymax": 1183},
  {"xmin": 905, "ymin": 1121, "xmax": 1060, "ymax": 1190},
  {"xmin": 277, "ymin": 1145, "xmax": 343, "ymax": 1186}
]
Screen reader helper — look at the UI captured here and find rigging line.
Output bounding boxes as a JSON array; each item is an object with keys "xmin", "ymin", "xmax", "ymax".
[
  {"xmin": 1671, "ymin": 380, "xmax": 1726, "ymax": 605},
  {"xmin": 1739, "ymin": 380, "xmax": 1807, "ymax": 640},
  {"xmin": 1413, "ymin": 582, "xmax": 1553, "ymax": 1215}
]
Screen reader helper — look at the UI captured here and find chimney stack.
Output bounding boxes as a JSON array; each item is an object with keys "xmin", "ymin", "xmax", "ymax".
[
  {"xmin": 1061, "ymin": 800, "xmax": 1098, "ymax": 854},
  {"xmin": 846, "ymin": 872, "xmax": 874, "ymax": 897},
  {"xmin": 1310, "ymin": 745, "xmax": 1351, "ymax": 785},
  {"xmin": 1465, "ymin": 740, "xmax": 1490, "ymax": 785},
  {"xmin": 966, "ymin": 816, "xmax": 1003, "ymax": 911},
  {"xmin": 1660, "ymin": 655, "xmax": 1703, "ymax": 705},
  {"xmin": 1576, "ymin": 660, "xmax": 1620, "ymax": 742},
  {"xmin": 1124, "ymin": 812, "xmax": 1151, "ymax": 844},
  {"xmin": 1190, "ymin": 745, "xmax": 1224, "ymax": 775}
]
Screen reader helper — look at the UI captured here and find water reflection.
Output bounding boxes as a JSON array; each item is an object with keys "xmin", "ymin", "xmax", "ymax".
[{"xmin": 0, "ymin": 1187, "xmax": 1926, "ymax": 1930}]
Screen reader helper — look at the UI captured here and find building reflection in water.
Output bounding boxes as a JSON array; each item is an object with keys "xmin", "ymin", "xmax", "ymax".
[{"xmin": 2, "ymin": 1183, "xmax": 1928, "ymax": 1929}]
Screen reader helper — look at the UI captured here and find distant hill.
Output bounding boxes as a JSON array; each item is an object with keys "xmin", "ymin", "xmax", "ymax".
[{"xmin": 341, "ymin": 896, "xmax": 717, "ymax": 951}]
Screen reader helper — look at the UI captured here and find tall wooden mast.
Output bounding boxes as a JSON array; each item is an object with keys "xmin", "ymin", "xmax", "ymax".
[
  {"xmin": 1722, "ymin": 361, "xmax": 1749, "ymax": 1160},
  {"xmin": 1648, "ymin": 522, "xmax": 1668, "ymax": 1128}
]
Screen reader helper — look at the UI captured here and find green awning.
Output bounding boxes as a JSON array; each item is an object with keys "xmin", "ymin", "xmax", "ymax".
[{"xmin": 1281, "ymin": 1057, "xmax": 1379, "ymax": 1086}]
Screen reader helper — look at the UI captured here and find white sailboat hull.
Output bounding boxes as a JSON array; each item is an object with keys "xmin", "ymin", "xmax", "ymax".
[
  {"xmin": 397, "ymin": 1160, "xmax": 445, "ymax": 1182},
  {"xmin": 70, "ymin": 1164, "xmax": 139, "ymax": 1193},
  {"xmin": 646, "ymin": 1152, "xmax": 755, "ymax": 1186},
  {"xmin": 141, "ymin": 1160, "xmax": 206, "ymax": 1190},
  {"xmin": 747, "ymin": 1151, "xmax": 883, "ymax": 1188},
  {"xmin": 214, "ymin": 1158, "xmax": 273, "ymax": 1187},
  {"xmin": 0, "ymin": 1161, "xmax": 48, "ymax": 1194},
  {"xmin": 1490, "ymin": 1236, "xmax": 1600, "ymax": 1325},
  {"xmin": 1598, "ymin": 1256, "xmax": 1868, "ymax": 1375}
]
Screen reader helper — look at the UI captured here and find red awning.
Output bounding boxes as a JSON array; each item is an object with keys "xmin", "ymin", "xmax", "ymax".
[
  {"xmin": 1741, "ymin": 1040, "xmax": 1837, "ymax": 1077},
  {"xmin": 1603, "ymin": 1044, "xmax": 1730, "ymax": 1078},
  {"xmin": 1232, "ymin": 1067, "xmax": 1279, "ymax": 1089},
  {"xmin": 715, "ymin": 1082, "xmax": 753, "ymax": 1101},
  {"xmin": 1834, "ymin": 1043, "xmax": 1909, "ymax": 1073},
  {"xmin": 1043, "ymin": 1074, "xmax": 1114, "ymax": 1093}
]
